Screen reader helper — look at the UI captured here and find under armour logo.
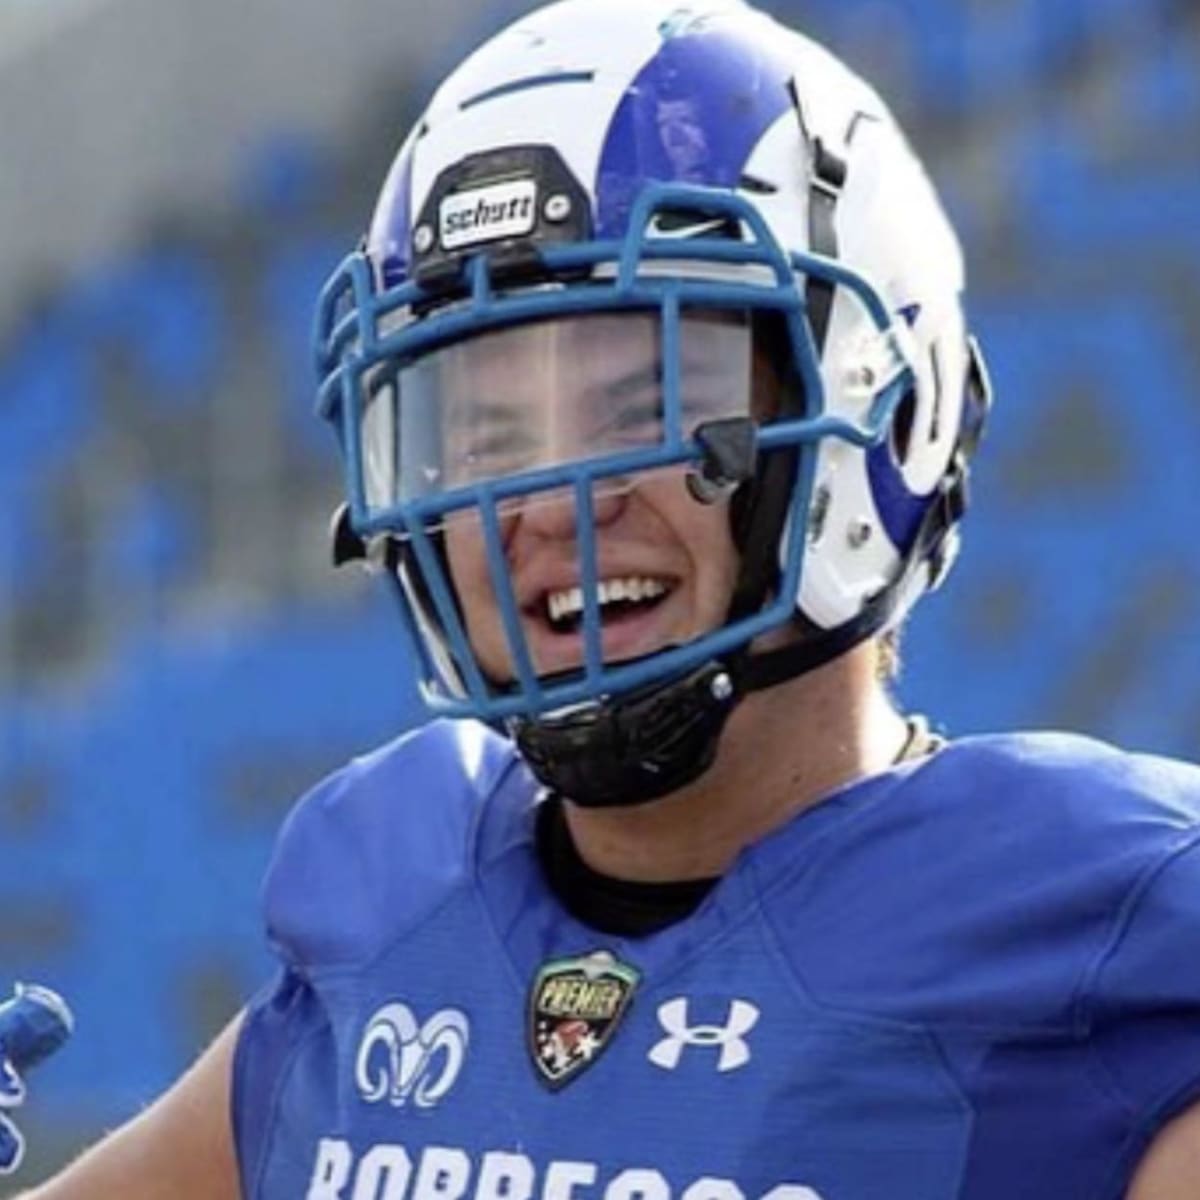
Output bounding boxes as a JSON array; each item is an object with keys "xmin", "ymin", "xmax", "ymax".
[
  {"xmin": 648, "ymin": 997, "xmax": 759, "ymax": 1072},
  {"xmin": 354, "ymin": 1002, "xmax": 469, "ymax": 1109}
]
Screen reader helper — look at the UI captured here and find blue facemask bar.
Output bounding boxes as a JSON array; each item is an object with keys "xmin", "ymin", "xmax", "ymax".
[{"xmin": 315, "ymin": 182, "xmax": 913, "ymax": 721}]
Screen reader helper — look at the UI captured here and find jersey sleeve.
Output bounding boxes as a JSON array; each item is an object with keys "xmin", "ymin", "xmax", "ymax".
[
  {"xmin": 261, "ymin": 719, "xmax": 516, "ymax": 972},
  {"xmin": 231, "ymin": 967, "xmax": 318, "ymax": 1198},
  {"xmin": 1086, "ymin": 830, "xmax": 1200, "ymax": 1142}
]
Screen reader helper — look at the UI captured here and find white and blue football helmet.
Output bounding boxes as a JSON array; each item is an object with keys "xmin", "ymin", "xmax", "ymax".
[{"xmin": 316, "ymin": 0, "xmax": 991, "ymax": 806}]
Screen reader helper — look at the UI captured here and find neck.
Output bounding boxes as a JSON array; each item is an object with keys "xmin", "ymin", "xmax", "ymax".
[{"xmin": 562, "ymin": 643, "xmax": 909, "ymax": 883}]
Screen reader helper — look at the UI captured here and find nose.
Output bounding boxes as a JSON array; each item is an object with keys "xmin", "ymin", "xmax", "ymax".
[{"xmin": 511, "ymin": 482, "xmax": 628, "ymax": 541}]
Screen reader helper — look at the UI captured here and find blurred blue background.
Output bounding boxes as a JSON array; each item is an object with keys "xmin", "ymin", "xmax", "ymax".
[{"xmin": 0, "ymin": 0, "xmax": 1197, "ymax": 1177}]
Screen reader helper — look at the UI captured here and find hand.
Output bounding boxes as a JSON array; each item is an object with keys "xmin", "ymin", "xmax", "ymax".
[{"xmin": 0, "ymin": 984, "xmax": 74, "ymax": 1174}]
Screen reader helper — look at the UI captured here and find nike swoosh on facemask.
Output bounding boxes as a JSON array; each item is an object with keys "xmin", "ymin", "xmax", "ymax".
[{"xmin": 644, "ymin": 214, "xmax": 733, "ymax": 240}]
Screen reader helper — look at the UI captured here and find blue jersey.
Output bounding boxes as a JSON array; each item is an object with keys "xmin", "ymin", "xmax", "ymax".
[{"xmin": 233, "ymin": 721, "xmax": 1200, "ymax": 1200}]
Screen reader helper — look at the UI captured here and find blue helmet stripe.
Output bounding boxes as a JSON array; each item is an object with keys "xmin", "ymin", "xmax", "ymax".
[
  {"xmin": 595, "ymin": 20, "xmax": 797, "ymax": 238},
  {"xmin": 370, "ymin": 139, "xmax": 417, "ymax": 290}
]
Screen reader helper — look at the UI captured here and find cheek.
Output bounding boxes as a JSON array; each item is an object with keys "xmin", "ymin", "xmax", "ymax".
[
  {"xmin": 443, "ymin": 522, "xmax": 492, "ymax": 625},
  {"xmin": 641, "ymin": 477, "xmax": 741, "ymax": 614},
  {"xmin": 442, "ymin": 514, "xmax": 523, "ymax": 643},
  {"xmin": 688, "ymin": 509, "xmax": 741, "ymax": 608}
]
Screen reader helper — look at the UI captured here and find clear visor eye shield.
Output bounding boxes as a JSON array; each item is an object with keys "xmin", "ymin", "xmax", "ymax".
[{"xmin": 315, "ymin": 184, "xmax": 915, "ymax": 721}]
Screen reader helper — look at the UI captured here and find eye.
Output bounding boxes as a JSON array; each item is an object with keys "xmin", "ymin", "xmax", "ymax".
[
  {"xmin": 450, "ymin": 425, "xmax": 541, "ymax": 482},
  {"xmin": 610, "ymin": 397, "xmax": 665, "ymax": 437}
]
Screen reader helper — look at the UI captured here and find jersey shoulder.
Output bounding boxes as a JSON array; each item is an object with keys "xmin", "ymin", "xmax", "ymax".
[
  {"xmin": 959, "ymin": 734, "xmax": 1200, "ymax": 1132},
  {"xmin": 759, "ymin": 731, "xmax": 1200, "ymax": 1028},
  {"xmin": 262, "ymin": 718, "xmax": 522, "ymax": 973},
  {"xmin": 898, "ymin": 729, "xmax": 1200, "ymax": 879},
  {"xmin": 934, "ymin": 730, "xmax": 1200, "ymax": 823}
]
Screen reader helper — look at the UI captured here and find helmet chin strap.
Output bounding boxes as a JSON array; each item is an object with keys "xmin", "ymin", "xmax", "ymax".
[
  {"xmin": 506, "ymin": 577, "xmax": 909, "ymax": 811},
  {"xmin": 505, "ymin": 632, "xmax": 852, "ymax": 811},
  {"xmin": 505, "ymin": 614, "xmax": 877, "ymax": 811}
]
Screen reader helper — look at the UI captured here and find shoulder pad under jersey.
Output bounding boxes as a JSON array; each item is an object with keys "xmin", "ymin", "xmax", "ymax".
[
  {"xmin": 759, "ymin": 731, "xmax": 1200, "ymax": 1027},
  {"xmin": 262, "ymin": 719, "xmax": 520, "ymax": 972}
]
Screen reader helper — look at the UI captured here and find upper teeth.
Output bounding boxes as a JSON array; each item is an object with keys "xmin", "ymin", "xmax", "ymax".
[{"xmin": 546, "ymin": 576, "xmax": 670, "ymax": 623}]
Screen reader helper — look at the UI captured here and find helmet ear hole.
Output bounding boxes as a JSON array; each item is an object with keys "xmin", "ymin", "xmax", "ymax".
[{"xmin": 890, "ymin": 388, "xmax": 917, "ymax": 464}]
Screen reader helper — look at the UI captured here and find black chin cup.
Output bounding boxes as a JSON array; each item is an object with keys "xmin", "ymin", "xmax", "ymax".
[{"xmin": 510, "ymin": 660, "xmax": 740, "ymax": 808}]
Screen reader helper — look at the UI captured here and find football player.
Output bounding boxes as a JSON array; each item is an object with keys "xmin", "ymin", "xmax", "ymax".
[{"xmin": 18, "ymin": 1, "xmax": 1200, "ymax": 1197}]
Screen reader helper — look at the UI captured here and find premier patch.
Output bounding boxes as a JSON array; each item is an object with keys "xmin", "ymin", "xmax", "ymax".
[
  {"xmin": 439, "ymin": 179, "xmax": 538, "ymax": 251},
  {"xmin": 528, "ymin": 950, "xmax": 639, "ymax": 1089}
]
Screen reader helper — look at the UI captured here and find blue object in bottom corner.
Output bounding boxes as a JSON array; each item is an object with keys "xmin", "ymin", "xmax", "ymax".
[
  {"xmin": 0, "ymin": 983, "xmax": 74, "ymax": 1176},
  {"xmin": 0, "ymin": 984, "xmax": 74, "ymax": 1074}
]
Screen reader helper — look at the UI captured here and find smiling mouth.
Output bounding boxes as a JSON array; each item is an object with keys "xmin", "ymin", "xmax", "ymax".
[{"xmin": 537, "ymin": 574, "xmax": 676, "ymax": 636}]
